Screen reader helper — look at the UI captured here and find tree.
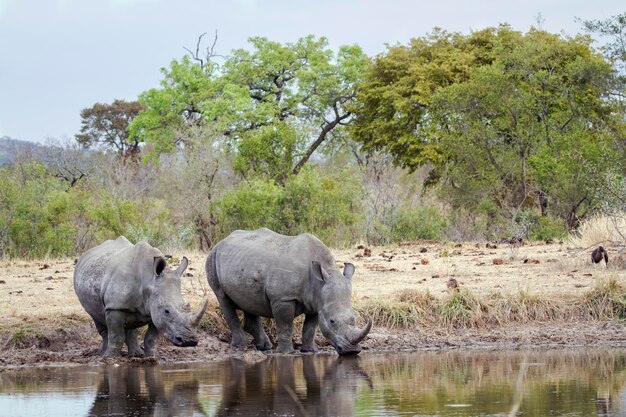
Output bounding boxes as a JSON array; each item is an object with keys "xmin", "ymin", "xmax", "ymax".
[
  {"xmin": 580, "ymin": 12, "xmax": 626, "ymax": 74},
  {"xmin": 76, "ymin": 99, "xmax": 144, "ymax": 159},
  {"xmin": 349, "ymin": 27, "xmax": 503, "ymax": 171},
  {"xmin": 352, "ymin": 26, "xmax": 624, "ymax": 232},
  {"xmin": 130, "ymin": 35, "xmax": 368, "ymax": 182}
]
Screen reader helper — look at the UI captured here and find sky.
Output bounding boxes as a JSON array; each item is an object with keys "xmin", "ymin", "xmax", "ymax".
[{"xmin": 0, "ymin": 0, "xmax": 624, "ymax": 143}]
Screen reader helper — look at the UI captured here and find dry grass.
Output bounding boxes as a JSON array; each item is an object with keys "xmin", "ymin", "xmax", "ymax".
[
  {"xmin": 580, "ymin": 277, "xmax": 626, "ymax": 320},
  {"xmin": 0, "ymin": 239, "xmax": 624, "ymax": 337},
  {"xmin": 354, "ymin": 277, "xmax": 626, "ymax": 330},
  {"xmin": 490, "ymin": 289, "xmax": 563, "ymax": 323},
  {"xmin": 568, "ymin": 212, "xmax": 626, "ymax": 248}
]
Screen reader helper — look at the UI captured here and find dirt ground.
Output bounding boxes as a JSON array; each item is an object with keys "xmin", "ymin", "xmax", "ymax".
[{"xmin": 1, "ymin": 240, "xmax": 625, "ymax": 369}]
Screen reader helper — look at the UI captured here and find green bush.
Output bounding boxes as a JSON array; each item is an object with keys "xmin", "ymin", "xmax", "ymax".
[
  {"xmin": 214, "ymin": 168, "xmax": 364, "ymax": 246},
  {"xmin": 0, "ymin": 163, "xmax": 83, "ymax": 257},
  {"xmin": 389, "ymin": 206, "xmax": 447, "ymax": 242},
  {"xmin": 529, "ymin": 216, "xmax": 567, "ymax": 241}
]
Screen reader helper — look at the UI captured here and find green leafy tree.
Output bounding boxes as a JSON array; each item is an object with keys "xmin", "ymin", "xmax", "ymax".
[
  {"xmin": 580, "ymin": 12, "xmax": 626, "ymax": 73},
  {"xmin": 130, "ymin": 35, "xmax": 369, "ymax": 182},
  {"xmin": 76, "ymin": 99, "xmax": 144, "ymax": 159},
  {"xmin": 352, "ymin": 26, "xmax": 624, "ymax": 232}
]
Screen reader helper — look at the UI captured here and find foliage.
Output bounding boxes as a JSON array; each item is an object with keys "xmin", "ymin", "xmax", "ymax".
[
  {"xmin": 76, "ymin": 99, "xmax": 144, "ymax": 158},
  {"xmin": 0, "ymin": 159, "xmax": 184, "ymax": 257},
  {"xmin": 214, "ymin": 168, "xmax": 364, "ymax": 246},
  {"xmin": 130, "ymin": 36, "xmax": 369, "ymax": 181},
  {"xmin": 352, "ymin": 26, "xmax": 625, "ymax": 231},
  {"xmin": 580, "ymin": 12, "xmax": 626, "ymax": 73},
  {"xmin": 386, "ymin": 206, "xmax": 447, "ymax": 242},
  {"xmin": 0, "ymin": 162, "xmax": 80, "ymax": 257}
]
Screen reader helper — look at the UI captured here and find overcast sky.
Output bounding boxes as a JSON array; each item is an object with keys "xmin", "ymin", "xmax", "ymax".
[{"xmin": 0, "ymin": 0, "xmax": 623, "ymax": 143}]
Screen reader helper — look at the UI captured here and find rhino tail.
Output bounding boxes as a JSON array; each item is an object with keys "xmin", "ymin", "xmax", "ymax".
[{"xmin": 205, "ymin": 247, "xmax": 218, "ymax": 289}]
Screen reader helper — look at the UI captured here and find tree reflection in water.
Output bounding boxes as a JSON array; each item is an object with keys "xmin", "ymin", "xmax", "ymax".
[{"xmin": 2, "ymin": 350, "xmax": 626, "ymax": 416}]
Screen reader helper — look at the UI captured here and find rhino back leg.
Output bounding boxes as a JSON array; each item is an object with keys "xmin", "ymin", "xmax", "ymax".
[
  {"xmin": 125, "ymin": 328, "xmax": 144, "ymax": 357},
  {"xmin": 243, "ymin": 313, "xmax": 272, "ymax": 351},
  {"xmin": 300, "ymin": 313, "xmax": 319, "ymax": 353},
  {"xmin": 95, "ymin": 321, "xmax": 108, "ymax": 355},
  {"xmin": 216, "ymin": 292, "xmax": 248, "ymax": 348},
  {"xmin": 206, "ymin": 249, "xmax": 247, "ymax": 349}
]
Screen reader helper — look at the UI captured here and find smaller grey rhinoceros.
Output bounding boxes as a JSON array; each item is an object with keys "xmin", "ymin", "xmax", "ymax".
[
  {"xmin": 205, "ymin": 228, "xmax": 372, "ymax": 355},
  {"xmin": 74, "ymin": 236, "xmax": 208, "ymax": 357}
]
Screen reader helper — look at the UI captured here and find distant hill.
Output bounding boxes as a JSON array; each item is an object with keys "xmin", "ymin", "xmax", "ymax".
[{"xmin": 0, "ymin": 136, "xmax": 44, "ymax": 166}]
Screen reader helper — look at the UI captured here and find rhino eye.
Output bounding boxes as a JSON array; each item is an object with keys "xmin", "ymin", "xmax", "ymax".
[
  {"xmin": 164, "ymin": 309, "xmax": 170, "ymax": 316},
  {"xmin": 330, "ymin": 319, "xmax": 335, "ymax": 324}
]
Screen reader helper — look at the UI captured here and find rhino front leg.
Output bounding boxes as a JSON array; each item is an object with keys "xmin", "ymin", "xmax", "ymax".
[
  {"xmin": 243, "ymin": 312, "xmax": 272, "ymax": 351},
  {"xmin": 272, "ymin": 301, "xmax": 297, "ymax": 354},
  {"xmin": 104, "ymin": 310, "xmax": 126, "ymax": 356},
  {"xmin": 300, "ymin": 313, "xmax": 318, "ymax": 353},
  {"xmin": 125, "ymin": 328, "xmax": 145, "ymax": 357},
  {"xmin": 143, "ymin": 323, "xmax": 160, "ymax": 356}
]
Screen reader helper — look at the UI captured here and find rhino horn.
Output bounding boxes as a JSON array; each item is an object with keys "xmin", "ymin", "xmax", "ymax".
[
  {"xmin": 349, "ymin": 318, "xmax": 372, "ymax": 345},
  {"xmin": 176, "ymin": 256, "xmax": 189, "ymax": 276},
  {"xmin": 191, "ymin": 299, "xmax": 209, "ymax": 326}
]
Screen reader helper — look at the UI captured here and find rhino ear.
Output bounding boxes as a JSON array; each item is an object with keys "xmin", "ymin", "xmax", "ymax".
[
  {"xmin": 153, "ymin": 256, "xmax": 167, "ymax": 277},
  {"xmin": 311, "ymin": 261, "xmax": 327, "ymax": 284},
  {"xmin": 343, "ymin": 263, "xmax": 355, "ymax": 279}
]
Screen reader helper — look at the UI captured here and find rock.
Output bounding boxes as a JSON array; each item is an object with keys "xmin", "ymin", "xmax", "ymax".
[{"xmin": 492, "ymin": 258, "xmax": 504, "ymax": 265}]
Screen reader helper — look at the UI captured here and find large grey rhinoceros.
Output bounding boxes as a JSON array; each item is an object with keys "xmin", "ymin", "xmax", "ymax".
[
  {"xmin": 205, "ymin": 228, "xmax": 372, "ymax": 355},
  {"xmin": 74, "ymin": 236, "xmax": 208, "ymax": 357}
]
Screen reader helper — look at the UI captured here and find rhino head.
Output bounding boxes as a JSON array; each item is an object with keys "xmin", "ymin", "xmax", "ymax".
[
  {"xmin": 311, "ymin": 261, "xmax": 372, "ymax": 355},
  {"xmin": 148, "ymin": 257, "xmax": 208, "ymax": 347}
]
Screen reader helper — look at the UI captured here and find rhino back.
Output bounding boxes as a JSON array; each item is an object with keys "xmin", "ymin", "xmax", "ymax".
[
  {"xmin": 74, "ymin": 236, "xmax": 133, "ymax": 323},
  {"xmin": 101, "ymin": 241, "xmax": 163, "ymax": 311},
  {"xmin": 214, "ymin": 229, "xmax": 335, "ymax": 317}
]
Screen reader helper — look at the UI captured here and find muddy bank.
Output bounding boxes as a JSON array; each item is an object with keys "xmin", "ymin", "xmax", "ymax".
[
  {"xmin": 1, "ymin": 240, "xmax": 625, "ymax": 369},
  {"xmin": 2, "ymin": 319, "xmax": 626, "ymax": 370}
]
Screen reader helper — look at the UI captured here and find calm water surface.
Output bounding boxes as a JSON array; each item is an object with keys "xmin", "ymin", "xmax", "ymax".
[{"xmin": 1, "ymin": 349, "xmax": 625, "ymax": 416}]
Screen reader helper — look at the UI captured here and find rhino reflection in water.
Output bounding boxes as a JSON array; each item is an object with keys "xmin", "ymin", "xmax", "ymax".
[
  {"xmin": 206, "ymin": 228, "xmax": 372, "ymax": 355},
  {"xmin": 217, "ymin": 355, "xmax": 372, "ymax": 417},
  {"xmin": 74, "ymin": 236, "xmax": 208, "ymax": 357},
  {"xmin": 87, "ymin": 365, "xmax": 204, "ymax": 417}
]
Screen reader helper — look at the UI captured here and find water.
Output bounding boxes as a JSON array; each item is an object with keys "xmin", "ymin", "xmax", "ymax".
[{"xmin": 1, "ymin": 349, "xmax": 625, "ymax": 416}]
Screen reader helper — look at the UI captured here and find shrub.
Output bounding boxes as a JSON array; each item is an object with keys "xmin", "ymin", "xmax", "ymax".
[
  {"xmin": 213, "ymin": 168, "xmax": 364, "ymax": 246},
  {"xmin": 389, "ymin": 206, "xmax": 447, "ymax": 242},
  {"xmin": 529, "ymin": 216, "xmax": 567, "ymax": 241}
]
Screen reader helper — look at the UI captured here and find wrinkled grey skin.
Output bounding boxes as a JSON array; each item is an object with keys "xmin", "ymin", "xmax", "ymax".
[
  {"xmin": 74, "ymin": 236, "xmax": 208, "ymax": 357},
  {"xmin": 205, "ymin": 228, "xmax": 372, "ymax": 355}
]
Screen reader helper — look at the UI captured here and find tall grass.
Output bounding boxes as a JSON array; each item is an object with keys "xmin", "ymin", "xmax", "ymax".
[
  {"xmin": 581, "ymin": 277, "xmax": 626, "ymax": 320},
  {"xmin": 568, "ymin": 212, "xmax": 626, "ymax": 248},
  {"xmin": 351, "ymin": 279, "xmax": 626, "ymax": 331}
]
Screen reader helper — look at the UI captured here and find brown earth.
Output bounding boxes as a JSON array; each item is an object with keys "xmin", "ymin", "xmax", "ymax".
[{"xmin": 1, "ymin": 240, "xmax": 625, "ymax": 369}]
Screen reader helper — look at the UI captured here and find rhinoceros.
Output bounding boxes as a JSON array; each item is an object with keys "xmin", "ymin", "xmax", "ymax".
[
  {"xmin": 205, "ymin": 228, "xmax": 371, "ymax": 355},
  {"xmin": 74, "ymin": 236, "xmax": 208, "ymax": 357}
]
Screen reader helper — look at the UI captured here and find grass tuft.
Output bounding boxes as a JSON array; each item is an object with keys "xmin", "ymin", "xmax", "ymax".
[
  {"xmin": 491, "ymin": 289, "xmax": 562, "ymax": 323},
  {"xmin": 356, "ymin": 299, "xmax": 421, "ymax": 329},
  {"xmin": 441, "ymin": 288, "xmax": 489, "ymax": 329},
  {"xmin": 581, "ymin": 277, "xmax": 626, "ymax": 320},
  {"xmin": 568, "ymin": 212, "xmax": 625, "ymax": 248}
]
